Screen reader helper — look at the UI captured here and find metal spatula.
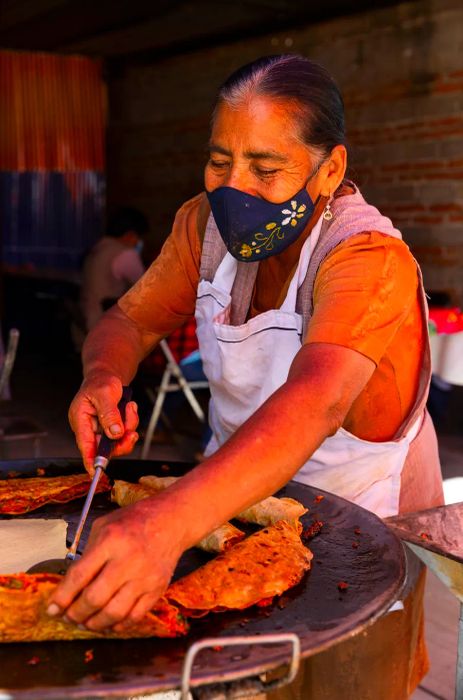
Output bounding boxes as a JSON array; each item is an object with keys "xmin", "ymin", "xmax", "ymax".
[{"xmin": 27, "ymin": 386, "xmax": 132, "ymax": 575}]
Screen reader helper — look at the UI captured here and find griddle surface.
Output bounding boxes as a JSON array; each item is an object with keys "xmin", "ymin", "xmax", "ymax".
[{"xmin": 0, "ymin": 458, "xmax": 406, "ymax": 699}]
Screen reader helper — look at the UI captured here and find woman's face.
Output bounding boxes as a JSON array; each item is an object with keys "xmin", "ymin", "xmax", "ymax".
[{"xmin": 205, "ymin": 96, "xmax": 340, "ymax": 204}]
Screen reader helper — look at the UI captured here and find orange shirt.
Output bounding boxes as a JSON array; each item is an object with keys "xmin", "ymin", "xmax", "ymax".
[{"xmin": 119, "ymin": 192, "xmax": 424, "ymax": 442}]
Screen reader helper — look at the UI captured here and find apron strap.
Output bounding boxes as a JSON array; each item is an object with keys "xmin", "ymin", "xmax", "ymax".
[
  {"xmin": 297, "ymin": 185, "xmax": 402, "ymax": 337},
  {"xmin": 394, "ymin": 267, "xmax": 432, "ymax": 437},
  {"xmin": 200, "ymin": 212, "xmax": 260, "ymax": 325},
  {"xmin": 200, "ymin": 212, "xmax": 227, "ymax": 282}
]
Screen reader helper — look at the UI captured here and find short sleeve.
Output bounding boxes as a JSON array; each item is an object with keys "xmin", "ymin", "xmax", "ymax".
[
  {"xmin": 304, "ymin": 232, "xmax": 419, "ymax": 365},
  {"xmin": 118, "ymin": 194, "xmax": 204, "ymax": 336}
]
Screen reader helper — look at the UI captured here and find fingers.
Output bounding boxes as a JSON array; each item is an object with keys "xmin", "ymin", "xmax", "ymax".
[
  {"xmin": 97, "ymin": 401, "xmax": 124, "ymax": 440},
  {"xmin": 69, "ymin": 379, "xmax": 139, "ymax": 471},
  {"xmin": 85, "ymin": 582, "xmax": 161, "ymax": 632},
  {"xmin": 50, "ymin": 558, "xmax": 163, "ymax": 631},
  {"xmin": 47, "ymin": 549, "xmax": 105, "ymax": 617},
  {"xmin": 113, "ymin": 591, "xmax": 161, "ymax": 632},
  {"xmin": 60, "ymin": 560, "xmax": 128, "ymax": 627},
  {"xmin": 111, "ymin": 432, "xmax": 139, "ymax": 458},
  {"xmin": 124, "ymin": 401, "xmax": 139, "ymax": 432}
]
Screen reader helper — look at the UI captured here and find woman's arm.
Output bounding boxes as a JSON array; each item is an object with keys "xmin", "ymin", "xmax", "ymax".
[
  {"xmin": 50, "ymin": 341, "xmax": 375, "ymax": 630},
  {"xmin": 70, "ymin": 195, "xmax": 202, "ymax": 473},
  {"xmin": 152, "ymin": 341, "xmax": 376, "ymax": 548}
]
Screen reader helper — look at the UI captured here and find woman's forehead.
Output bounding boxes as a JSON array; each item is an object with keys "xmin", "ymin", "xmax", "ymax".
[{"xmin": 211, "ymin": 96, "xmax": 306, "ymax": 155}]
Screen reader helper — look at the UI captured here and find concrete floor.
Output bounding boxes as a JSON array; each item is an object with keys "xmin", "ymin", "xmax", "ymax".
[{"xmin": 2, "ymin": 350, "xmax": 463, "ymax": 699}]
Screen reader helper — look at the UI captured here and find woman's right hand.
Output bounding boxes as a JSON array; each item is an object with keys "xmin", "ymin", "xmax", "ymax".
[{"xmin": 69, "ymin": 372, "xmax": 139, "ymax": 474}]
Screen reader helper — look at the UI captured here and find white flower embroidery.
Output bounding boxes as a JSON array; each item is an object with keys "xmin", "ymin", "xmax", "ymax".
[{"xmin": 281, "ymin": 200, "xmax": 307, "ymax": 227}]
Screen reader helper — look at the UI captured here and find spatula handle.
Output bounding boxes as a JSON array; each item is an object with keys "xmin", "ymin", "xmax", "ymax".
[{"xmin": 67, "ymin": 386, "xmax": 133, "ymax": 559}]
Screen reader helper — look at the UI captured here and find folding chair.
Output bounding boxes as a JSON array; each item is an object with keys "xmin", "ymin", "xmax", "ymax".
[
  {"xmin": 0, "ymin": 328, "xmax": 48, "ymax": 458},
  {"xmin": 141, "ymin": 339, "xmax": 209, "ymax": 459},
  {"xmin": 0, "ymin": 328, "xmax": 19, "ymax": 399}
]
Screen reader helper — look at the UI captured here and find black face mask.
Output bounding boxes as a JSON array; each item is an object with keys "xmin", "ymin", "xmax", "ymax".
[{"xmin": 207, "ymin": 182, "xmax": 316, "ymax": 262}]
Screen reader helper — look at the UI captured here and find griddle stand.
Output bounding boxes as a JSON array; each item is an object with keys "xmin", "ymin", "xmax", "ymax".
[
  {"xmin": 180, "ymin": 633, "xmax": 301, "ymax": 700},
  {"xmin": 386, "ymin": 502, "xmax": 463, "ymax": 700}
]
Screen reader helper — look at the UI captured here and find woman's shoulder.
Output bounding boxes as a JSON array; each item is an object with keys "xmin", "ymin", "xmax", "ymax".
[
  {"xmin": 330, "ymin": 230, "xmax": 416, "ymax": 265},
  {"xmin": 170, "ymin": 192, "xmax": 210, "ymax": 251},
  {"xmin": 317, "ymin": 231, "xmax": 419, "ymax": 310}
]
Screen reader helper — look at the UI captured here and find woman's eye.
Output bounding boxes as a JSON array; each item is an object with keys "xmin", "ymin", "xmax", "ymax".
[
  {"xmin": 209, "ymin": 159, "xmax": 229, "ymax": 170},
  {"xmin": 255, "ymin": 168, "xmax": 278, "ymax": 178}
]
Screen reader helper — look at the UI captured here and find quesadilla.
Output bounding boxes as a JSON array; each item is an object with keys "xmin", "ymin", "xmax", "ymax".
[
  {"xmin": 0, "ymin": 473, "xmax": 111, "ymax": 515},
  {"xmin": 166, "ymin": 520, "xmax": 312, "ymax": 614},
  {"xmin": 0, "ymin": 573, "xmax": 188, "ymax": 642}
]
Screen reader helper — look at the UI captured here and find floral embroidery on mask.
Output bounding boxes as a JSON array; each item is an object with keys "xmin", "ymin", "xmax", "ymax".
[
  {"xmin": 281, "ymin": 200, "xmax": 307, "ymax": 227},
  {"xmin": 238, "ymin": 200, "xmax": 308, "ymax": 260}
]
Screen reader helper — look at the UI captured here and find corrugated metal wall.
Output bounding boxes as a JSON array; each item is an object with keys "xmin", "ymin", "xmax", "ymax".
[{"xmin": 0, "ymin": 51, "xmax": 106, "ymax": 269}]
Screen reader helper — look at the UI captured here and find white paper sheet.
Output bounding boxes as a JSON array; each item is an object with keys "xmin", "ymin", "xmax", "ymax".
[{"xmin": 0, "ymin": 519, "xmax": 68, "ymax": 574}]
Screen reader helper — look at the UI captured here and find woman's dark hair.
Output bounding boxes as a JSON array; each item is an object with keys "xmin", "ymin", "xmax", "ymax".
[
  {"xmin": 107, "ymin": 206, "xmax": 149, "ymax": 238},
  {"xmin": 214, "ymin": 54, "xmax": 346, "ymax": 158}
]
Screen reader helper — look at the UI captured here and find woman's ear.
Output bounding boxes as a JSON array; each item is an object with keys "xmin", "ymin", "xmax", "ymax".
[{"xmin": 320, "ymin": 145, "xmax": 347, "ymax": 197}]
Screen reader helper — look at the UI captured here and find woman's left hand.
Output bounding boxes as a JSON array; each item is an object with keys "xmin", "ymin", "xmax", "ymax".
[{"xmin": 46, "ymin": 497, "xmax": 185, "ymax": 631}]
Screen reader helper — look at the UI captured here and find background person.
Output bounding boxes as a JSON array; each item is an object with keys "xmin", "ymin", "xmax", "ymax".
[{"xmin": 80, "ymin": 206, "xmax": 148, "ymax": 333}]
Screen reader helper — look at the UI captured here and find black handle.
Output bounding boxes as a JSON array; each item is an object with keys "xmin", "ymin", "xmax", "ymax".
[{"xmin": 97, "ymin": 386, "xmax": 133, "ymax": 460}]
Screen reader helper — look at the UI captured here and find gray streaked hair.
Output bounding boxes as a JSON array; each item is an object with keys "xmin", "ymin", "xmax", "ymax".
[{"xmin": 213, "ymin": 54, "xmax": 346, "ymax": 158}]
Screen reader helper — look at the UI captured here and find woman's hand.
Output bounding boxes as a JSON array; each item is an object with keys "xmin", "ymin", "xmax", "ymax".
[
  {"xmin": 69, "ymin": 371, "xmax": 139, "ymax": 474},
  {"xmin": 47, "ymin": 497, "xmax": 184, "ymax": 631}
]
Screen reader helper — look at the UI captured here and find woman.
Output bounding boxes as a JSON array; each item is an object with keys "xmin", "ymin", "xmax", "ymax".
[{"xmin": 49, "ymin": 55, "xmax": 443, "ymax": 698}]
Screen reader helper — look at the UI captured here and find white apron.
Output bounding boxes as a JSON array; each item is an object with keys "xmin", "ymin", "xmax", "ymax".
[{"xmin": 195, "ymin": 214, "xmax": 421, "ymax": 519}]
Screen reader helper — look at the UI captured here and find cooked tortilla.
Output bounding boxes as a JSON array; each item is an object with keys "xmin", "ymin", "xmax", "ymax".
[
  {"xmin": 166, "ymin": 520, "xmax": 312, "ymax": 613},
  {"xmin": 0, "ymin": 573, "xmax": 188, "ymax": 642},
  {"xmin": 139, "ymin": 475, "xmax": 308, "ymax": 527},
  {"xmin": 111, "ymin": 480, "xmax": 154, "ymax": 506},
  {"xmin": 236, "ymin": 496, "xmax": 307, "ymax": 527},
  {"xmin": 111, "ymin": 480, "xmax": 244, "ymax": 553},
  {"xmin": 139, "ymin": 475, "xmax": 178, "ymax": 491},
  {"xmin": 0, "ymin": 473, "xmax": 111, "ymax": 515}
]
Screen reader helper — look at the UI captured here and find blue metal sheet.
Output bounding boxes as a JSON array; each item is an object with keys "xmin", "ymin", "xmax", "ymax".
[{"xmin": 1, "ymin": 171, "xmax": 105, "ymax": 270}]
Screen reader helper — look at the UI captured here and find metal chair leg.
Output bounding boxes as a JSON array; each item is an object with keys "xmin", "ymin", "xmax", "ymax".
[
  {"xmin": 169, "ymin": 364, "xmax": 206, "ymax": 422},
  {"xmin": 141, "ymin": 368, "xmax": 172, "ymax": 459},
  {"xmin": 160, "ymin": 340, "xmax": 206, "ymax": 422}
]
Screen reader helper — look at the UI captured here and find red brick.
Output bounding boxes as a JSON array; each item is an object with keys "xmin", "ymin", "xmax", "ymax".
[
  {"xmin": 429, "ymin": 203, "xmax": 463, "ymax": 213},
  {"xmin": 394, "ymin": 204, "xmax": 427, "ymax": 212},
  {"xmin": 413, "ymin": 216, "xmax": 443, "ymax": 225}
]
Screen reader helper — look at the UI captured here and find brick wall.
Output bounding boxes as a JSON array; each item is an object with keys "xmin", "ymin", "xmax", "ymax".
[{"xmin": 107, "ymin": 0, "xmax": 463, "ymax": 302}]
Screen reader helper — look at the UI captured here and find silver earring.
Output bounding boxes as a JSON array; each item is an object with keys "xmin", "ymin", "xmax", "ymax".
[{"xmin": 323, "ymin": 197, "xmax": 333, "ymax": 221}]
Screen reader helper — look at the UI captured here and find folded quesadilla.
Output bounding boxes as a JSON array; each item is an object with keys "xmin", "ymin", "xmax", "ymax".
[
  {"xmin": 166, "ymin": 520, "xmax": 312, "ymax": 614},
  {"xmin": 0, "ymin": 473, "xmax": 111, "ymax": 515},
  {"xmin": 0, "ymin": 573, "xmax": 188, "ymax": 642}
]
